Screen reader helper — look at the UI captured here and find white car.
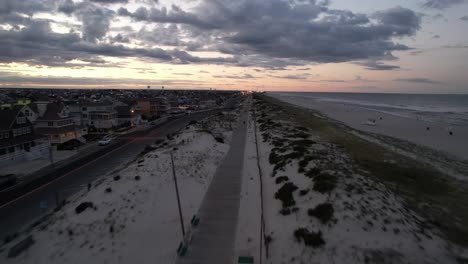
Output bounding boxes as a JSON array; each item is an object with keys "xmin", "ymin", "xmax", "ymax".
[{"xmin": 98, "ymin": 136, "xmax": 114, "ymax": 146}]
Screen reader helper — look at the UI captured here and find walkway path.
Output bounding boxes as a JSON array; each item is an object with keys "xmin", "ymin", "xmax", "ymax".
[{"xmin": 177, "ymin": 100, "xmax": 250, "ymax": 264}]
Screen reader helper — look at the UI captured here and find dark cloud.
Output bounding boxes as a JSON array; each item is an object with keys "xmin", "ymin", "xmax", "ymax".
[
  {"xmin": 320, "ymin": 79, "xmax": 347, "ymax": 83},
  {"xmin": 270, "ymin": 74, "xmax": 311, "ymax": 80},
  {"xmin": 58, "ymin": 0, "xmax": 78, "ymax": 14},
  {"xmin": 461, "ymin": 15, "xmax": 468, "ymax": 21},
  {"xmin": 373, "ymin": 6, "xmax": 421, "ymax": 36},
  {"xmin": 77, "ymin": 5, "xmax": 115, "ymax": 43},
  {"xmin": 0, "ymin": 0, "xmax": 424, "ymax": 71},
  {"xmin": 422, "ymin": 0, "xmax": 467, "ymax": 9},
  {"xmin": 118, "ymin": 5, "xmax": 213, "ymax": 29},
  {"xmin": 0, "ymin": 19, "xmax": 235, "ymax": 67},
  {"xmin": 212, "ymin": 74, "xmax": 256, "ymax": 79},
  {"xmin": 433, "ymin": 34, "xmax": 441, "ymax": 38},
  {"xmin": 0, "ymin": 0, "xmax": 56, "ymax": 16},
  {"xmin": 355, "ymin": 60, "xmax": 400, "ymax": 71},
  {"xmin": 394, "ymin": 78, "xmax": 442, "ymax": 84},
  {"xmin": 119, "ymin": 1, "xmax": 420, "ymax": 66}
]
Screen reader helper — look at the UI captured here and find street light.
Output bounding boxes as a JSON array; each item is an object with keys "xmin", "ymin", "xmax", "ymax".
[{"xmin": 170, "ymin": 151, "xmax": 185, "ymax": 238}]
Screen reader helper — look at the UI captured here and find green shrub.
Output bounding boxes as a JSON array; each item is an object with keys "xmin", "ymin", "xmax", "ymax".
[
  {"xmin": 275, "ymin": 176, "xmax": 289, "ymax": 184},
  {"xmin": 313, "ymin": 173, "xmax": 337, "ymax": 193},
  {"xmin": 308, "ymin": 203, "xmax": 334, "ymax": 223},
  {"xmin": 298, "ymin": 156, "xmax": 315, "ymax": 173},
  {"xmin": 214, "ymin": 136, "xmax": 224, "ymax": 143},
  {"xmin": 262, "ymin": 132, "xmax": 271, "ymax": 142},
  {"xmin": 75, "ymin": 202, "xmax": 94, "ymax": 214},
  {"xmin": 293, "ymin": 228, "xmax": 325, "ymax": 248},
  {"xmin": 299, "ymin": 189, "xmax": 310, "ymax": 196},
  {"xmin": 271, "ymin": 139, "xmax": 284, "ymax": 147},
  {"xmin": 291, "ymin": 139, "xmax": 316, "ymax": 148},
  {"xmin": 274, "ymin": 182, "xmax": 298, "ymax": 208},
  {"xmin": 305, "ymin": 167, "xmax": 321, "ymax": 178}
]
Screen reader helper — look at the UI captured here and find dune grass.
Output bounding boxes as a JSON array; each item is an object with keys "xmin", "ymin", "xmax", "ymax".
[{"xmin": 256, "ymin": 94, "xmax": 468, "ymax": 246}]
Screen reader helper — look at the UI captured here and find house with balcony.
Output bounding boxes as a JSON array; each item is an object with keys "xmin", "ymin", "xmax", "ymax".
[
  {"xmin": 0, "ymin": 108, "xmax": 49, "ymax": 166},
  {"xmin": 35, "ymin": 103, "xmax": 87, "ymax": 145},
  {"xmin": 80, "ymin": 101, "xmax": 118, "ymax": 130}
]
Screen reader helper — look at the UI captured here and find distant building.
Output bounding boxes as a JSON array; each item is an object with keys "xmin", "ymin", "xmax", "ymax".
[
  {"xmin": 136, "ymin": 97, "xmax": 170, "ymax": 119},
  {"xmin": 115, "ymin": 105, "xmax": 141, "ymax": 127},
  {"xmin": 0, "ymin": 108, "xmax": 49, "ymax": 166}
]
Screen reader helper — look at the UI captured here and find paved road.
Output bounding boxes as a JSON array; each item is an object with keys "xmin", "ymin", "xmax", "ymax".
[
  {"xmin": 177, "ymin": 102, "xmax": 249, "ymax": 264},
  {"xmin": 0, "ymin": 110, "xmax": 219, "ymax": 241}
]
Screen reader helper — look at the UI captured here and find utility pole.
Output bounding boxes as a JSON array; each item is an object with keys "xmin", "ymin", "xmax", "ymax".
[{"xmin": 170, "ymin": 151, "xmax": 185, "ymax": 237}]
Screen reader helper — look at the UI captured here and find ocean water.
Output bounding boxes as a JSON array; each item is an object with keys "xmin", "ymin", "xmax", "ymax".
[{"xmin": 273, "ymin": 92, "xmax": 468, "ymax": 126}]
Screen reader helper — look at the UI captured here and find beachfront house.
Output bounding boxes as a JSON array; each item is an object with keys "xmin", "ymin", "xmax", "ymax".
[
  {"xmin": 34, "ymin": 103, "xmax": 87, "ymax": 145},
  {"xmin": 80, "ymin": 101, "xmax": 118, "ymax": 130},
  {"xmin": 0, "ymin": 108, "xmax": 49, "ymax": 167}
]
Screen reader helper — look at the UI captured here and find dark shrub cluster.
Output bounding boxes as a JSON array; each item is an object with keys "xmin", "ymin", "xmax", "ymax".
[
  {"xmin": 294, "ymin": 228, "xmax": 325, "ymax": 248},
  {"xmin": 299, "ymin": 189, "xmax": 310, "ymax": 196},
  {"xmin": 280, "ymin": 208, "xmax": 291, "ymax": 215},
  {"xmin": 75, "ymin": 202, "xmax": 94, "ymax": 214},
  {"xmin": 305, "ymin": 167, "xmax": 321, "ymax": 178},
  {"xmin": 313, "ymin": 173, "xmax": 337, "ymax": 193},
  {"xmin": 154, "ymin": 139, "xmax": 165, "ymax": 145},
  {"xmin": 214, "ymin": 136, "xmax": 224, "ymax": 143},
  {"xmin": 288, "ymin": 131, "xmax": 309, "ymax": 139},
  {"xmin": 269, "ymin": 151, "xmax": 281, "ymax": 165},
  {"xmin": 298, "ymin": 156, "xmax": 315, "ymax": 173},
  {"xmin": 262, "ymin": 132, "xmax": 271, "ymax": 142},
  {"xmin": 275, "ymin": 182, "xmax": 298, "ymax": 208},
  {"xmin": 271, "ymin": 138, "xmax": 284, "ymax": 147},
  {"xmin": 308, "ymin": 203, "xmax": 334, "ymax": 223},
  {"xmin": 275, "ymin": 176, "xmax": 289, "ymax": 184}
]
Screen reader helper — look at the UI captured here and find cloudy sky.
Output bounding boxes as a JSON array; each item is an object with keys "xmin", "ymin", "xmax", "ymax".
[{"xmin": 0, "ymin": 0, "xmax": 467, "ymax": 93}]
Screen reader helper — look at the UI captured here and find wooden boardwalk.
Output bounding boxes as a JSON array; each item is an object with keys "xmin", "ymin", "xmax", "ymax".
[{"xmin": 176, "ymin": 105, "xmax": 249, "ymax": 264}]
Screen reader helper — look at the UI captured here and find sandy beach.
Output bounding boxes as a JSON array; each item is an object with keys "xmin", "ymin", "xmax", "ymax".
[{"xmin": 270, "ymin": 93, "xmax": 468, "ymax": 161}]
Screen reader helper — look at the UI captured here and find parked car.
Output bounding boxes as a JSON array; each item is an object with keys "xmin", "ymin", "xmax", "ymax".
[
  {"xmin": 0, "ymin": 174, "xmax": 17, "ymax": 191},
  {"xmin": 98, "ymin": 135, "xmax": 114, "ymax": 146}
]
